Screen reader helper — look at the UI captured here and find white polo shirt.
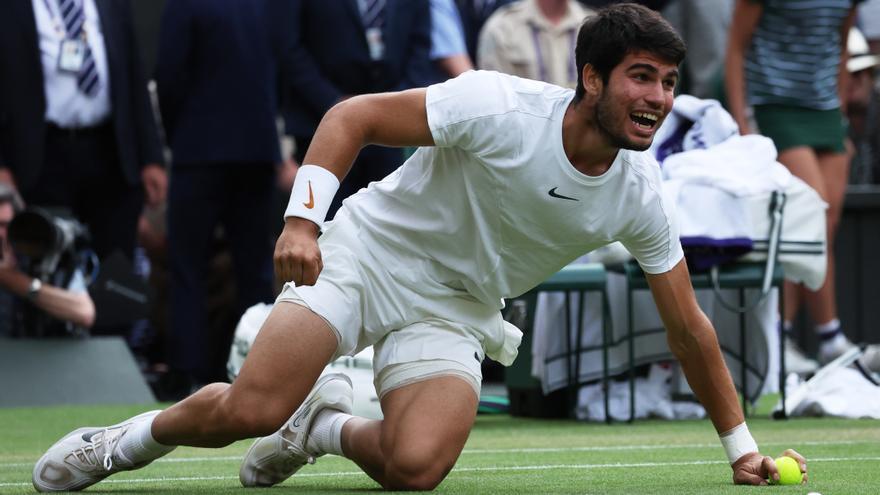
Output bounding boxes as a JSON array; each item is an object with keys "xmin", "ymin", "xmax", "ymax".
[{"xmin": 343, "ymin": 70, "xmax": 683, "ymax": 309}]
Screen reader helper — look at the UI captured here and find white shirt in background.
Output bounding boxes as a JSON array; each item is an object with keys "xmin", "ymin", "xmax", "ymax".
[{"xmin": 31, "ymin": 0, "xmax": 111, "ymax": 128}]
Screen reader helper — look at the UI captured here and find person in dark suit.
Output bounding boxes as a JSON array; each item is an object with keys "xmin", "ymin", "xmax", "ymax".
[
  {"xmin": 0, "ymin": 0, "xmax": 166, "ymax": 266},
  {"xmin": 155, "ymin": 0, "xmax": 288, "ymax": 389},
  {"xmin": 283, "ymin": 0, "xmax": 432, "ymax": 217}
]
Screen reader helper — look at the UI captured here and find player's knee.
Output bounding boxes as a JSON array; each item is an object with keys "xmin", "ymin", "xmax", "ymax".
[{"xmin": 383, "ymin": 449, "xmax": 453, "ymax": 491}]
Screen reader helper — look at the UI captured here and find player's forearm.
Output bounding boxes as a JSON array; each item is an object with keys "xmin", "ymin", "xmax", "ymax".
[
  {"xmin": 670, "ymin": 319, "xmax": 744, "ymax": 433},
  {"xmin": 300, "ymin": 100, "xmax": 367, "ymax": 182}
]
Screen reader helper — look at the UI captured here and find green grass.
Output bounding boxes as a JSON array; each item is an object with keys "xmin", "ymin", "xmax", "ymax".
[{"xmin": 2, "ymin": 404, "xmax": 879, "ymax": 494}]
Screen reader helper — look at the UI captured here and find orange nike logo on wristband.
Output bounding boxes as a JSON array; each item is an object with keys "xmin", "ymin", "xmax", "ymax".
[{"xmin": 303, "ymin": 181, "xmax": 315, "ymax": 209}]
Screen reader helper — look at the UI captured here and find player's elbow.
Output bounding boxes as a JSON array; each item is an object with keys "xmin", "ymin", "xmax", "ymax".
[{"xmin": 322, "ymin": 97, "xmax": 371, "ymax": 143}]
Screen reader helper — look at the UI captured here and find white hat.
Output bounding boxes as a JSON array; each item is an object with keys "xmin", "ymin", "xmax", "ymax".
[{"xmin": 848, "ymin": 27, "xmax": 880, "ymax": 73}]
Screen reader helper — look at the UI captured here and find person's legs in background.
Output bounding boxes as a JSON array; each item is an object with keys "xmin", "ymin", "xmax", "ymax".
[
  {"xmin": 26, "ymin": 123, "xmax": 143, "ymax": 338},
  {"xmin": 221, "ymin": 163, "xmax": 276, "ymax": 377},
  {"xmin": 777, "ymin": 145, "xmax": 855, "ymax": 365},
  {"xmin": 166, "ymin": 165, "xmax": 223, "ymax": 395}
]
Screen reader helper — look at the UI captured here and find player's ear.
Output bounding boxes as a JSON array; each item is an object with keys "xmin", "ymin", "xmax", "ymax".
[{"xmin": 582, "ymin": 64, "xmax": 602, "ymax": 97}]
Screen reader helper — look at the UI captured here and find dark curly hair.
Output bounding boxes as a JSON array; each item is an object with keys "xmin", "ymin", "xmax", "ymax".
[{"xmin": 574, "ymin": 3, "xmax": 686, "ymax": 101}]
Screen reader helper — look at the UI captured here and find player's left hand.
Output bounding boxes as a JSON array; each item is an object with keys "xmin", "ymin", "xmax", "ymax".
[{"xmin": 731, "ymin": 449, "xmax": 808, "ymax": 485}]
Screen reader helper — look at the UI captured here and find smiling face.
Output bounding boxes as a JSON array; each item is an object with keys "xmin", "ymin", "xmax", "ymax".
[{"xmin": 591, "ymin": 51, "xmax": 678, "ymax": 151}]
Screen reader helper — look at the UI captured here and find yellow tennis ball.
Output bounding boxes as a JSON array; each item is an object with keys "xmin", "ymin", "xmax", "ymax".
[{"xmin": 771, "ymin": 456, "xmax": 803, "ymax": 485}]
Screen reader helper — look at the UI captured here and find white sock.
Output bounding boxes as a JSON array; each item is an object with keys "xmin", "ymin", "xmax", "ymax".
[
  {"xmin": 306, "ymin": 409, "xmax": 353, "ymax": 457},
  {"xmin": 816, "ymin": 318, "xmax": 841, "ymax": 336},
  {"xmin": 820, "ymin": 332, "xmax": 849, "ymax": 352},
  {"xmin": 117, "ymin": 413, "xmax": 176, "ymax": 464}
]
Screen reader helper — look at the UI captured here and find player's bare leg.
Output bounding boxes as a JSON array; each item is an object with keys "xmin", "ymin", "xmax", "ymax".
[
  {"xmin": 153, "ymin": 302, "xmax": 337, "ymax": 446},
  {"xmin": 341, "ymin": 376, "xmax": 479, "ymax": 490},
  {"xmin": 778, "ymin": 146, "xmax": 853, "ymax": 362},
  {"xmin": 777, "ymin": 146, "xmax": 827, "ymax": 325},
  {"xmin": 33, "ymin": 302, "xmax": 337, "ymax": 492}
]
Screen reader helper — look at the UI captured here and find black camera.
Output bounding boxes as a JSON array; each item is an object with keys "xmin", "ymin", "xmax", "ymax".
[{"xmin": 8, "ymin": 207, "xmax": 91, "ymax": 281}]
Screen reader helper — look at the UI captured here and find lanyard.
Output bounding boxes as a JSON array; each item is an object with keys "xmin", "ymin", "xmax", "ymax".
[{"xmin": 529, "ymin": 24, "xmax": 577, "ymax": 84}]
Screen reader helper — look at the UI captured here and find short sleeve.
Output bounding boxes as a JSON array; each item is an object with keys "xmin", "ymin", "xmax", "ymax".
[
  {"xmin": 425, "ymin": 70, "xmax": 519, "ymax": 152},
  {"xmin": 620, "ymin": 163, "xmax": 685, "ymax": 275}
]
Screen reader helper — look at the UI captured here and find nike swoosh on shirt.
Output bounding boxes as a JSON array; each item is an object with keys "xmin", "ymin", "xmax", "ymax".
[
  {"xmin": 548, "ymin": 187, "xmax": 578, "ymax": 201},
  {"xmin": 303, "ymin": 181, "xmax": 315, "ymax": 209}
]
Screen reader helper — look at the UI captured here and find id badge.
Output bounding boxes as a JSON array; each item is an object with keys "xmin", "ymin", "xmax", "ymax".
[
  {"xmin": 365, "ymin": 27, "xmax": 385, "ymax": 61},
  {"xmin": 58, "ymin": 39, "xmax": 86, "ymax": 73}
]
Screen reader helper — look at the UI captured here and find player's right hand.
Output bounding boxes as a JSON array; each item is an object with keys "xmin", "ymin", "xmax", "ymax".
[
  {"xmin": 731, "ymin": 450, "xmax": 808, "ymax": 485},
  {"xmin": 274, "ymin": 217, "xmax": 322, "ymax": 286}
]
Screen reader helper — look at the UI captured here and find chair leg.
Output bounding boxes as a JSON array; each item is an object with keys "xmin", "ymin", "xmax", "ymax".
[
  {"xmin": 601, "ymin": 290, "xmax": 611, "ymax": 424},
  {"xmin": 739, "ymin": 288, "xmax": 748, "ymax": 416},
  {"xmin": 573, "ymin": 291, "xmax": 585, "ymax": 420},
  {"xmin": 564, "ymin": 291, "xmax": 573, "ymax": 417},
  {"xmin": 628, "ymin": 286, "xmax": 635, "ymax": 423},
  {"xmin": 777, "ymin": 283, "xmax": 788, "ymax": 419}
]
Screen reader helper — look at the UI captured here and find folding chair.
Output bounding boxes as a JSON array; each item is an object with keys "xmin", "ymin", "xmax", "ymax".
[
  {"xmin": 617, "ymin": 191, "xmax": 789, "ymax": 421},
  {"xmin": 505, "ymin": 263, "xmax": 613, "ymax": 422}
]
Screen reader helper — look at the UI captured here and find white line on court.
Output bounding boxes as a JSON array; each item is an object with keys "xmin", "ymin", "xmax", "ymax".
[
  {"xmin": 0, "ymin": 439, "xmax": 871, "ymax": 469},
  {"xmin": 2, "ymin": 456, "xmax": 879, "ymax": 488}
]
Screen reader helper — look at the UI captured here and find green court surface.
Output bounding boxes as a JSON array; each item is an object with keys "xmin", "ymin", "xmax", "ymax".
[{"xmin": 2, "ymin": 404, "xmax": 878, "ymax": 494}]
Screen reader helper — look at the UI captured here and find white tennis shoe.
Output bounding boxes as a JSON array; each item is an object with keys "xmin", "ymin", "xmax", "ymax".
[
  {"xmin": 32, "ymin": 410, "xmax": 162, "ymax": 492},
  {"xmin": 239, "ymin": 373, "xmax": 353, "ymax": 487}
]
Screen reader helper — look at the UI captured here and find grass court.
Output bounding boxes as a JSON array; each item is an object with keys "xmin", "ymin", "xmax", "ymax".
[{"xmin": 2, "ymin": 401, "xmax": 879, "ymax": 494}]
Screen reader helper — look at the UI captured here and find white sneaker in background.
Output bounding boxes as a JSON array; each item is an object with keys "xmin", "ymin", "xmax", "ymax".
[
  {"xmin": 32, "ymin": 410, "xmax": 163, "ymax": 492},
  {"xmin": 859, "ymin": 344, "xmax": 880, "ymax": 384},
  {"xmin": 858, "ymin": 345, "xmax": 880, "ymax": 375},
  {"xmin": 818, "ymin": 333, "xmax": 858, "ymax": 365},
  {"xmin": 784, "ymin": 336, "xmax": 819, "ymax": 375},
  {"xmin": 239, "ymin": 373, "xmax": 353, "ymax": 487}
]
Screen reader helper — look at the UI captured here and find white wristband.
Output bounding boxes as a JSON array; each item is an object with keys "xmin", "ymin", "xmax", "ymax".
[
  {"xmin": 719, "ymin": 422, "xmax": 759, "ymax": 464},
  {"xmin": 284, "ymin": 165, "xmax": 340, "ymax": 229}
]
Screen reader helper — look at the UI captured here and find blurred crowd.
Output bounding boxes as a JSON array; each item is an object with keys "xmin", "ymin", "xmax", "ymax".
[{"xmin": 0, "ymin": 0, "xmax": 878, "ymax": 400}]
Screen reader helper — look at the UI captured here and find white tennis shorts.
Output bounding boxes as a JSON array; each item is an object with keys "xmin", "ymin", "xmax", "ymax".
[{"xmin": 276, "ymin": 211, "xmax": 517, "ymax": 398}]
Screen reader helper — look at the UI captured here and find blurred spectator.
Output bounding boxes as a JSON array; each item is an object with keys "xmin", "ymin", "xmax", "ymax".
[
  {"xmin": 726, "ymin": 0, "xmax": 860, "ymax": 371},
  {"xmin": 0, "ymin": 184, "xmax": 95, "ymax": 336},
  {"xmin": 155, "ymin": 0, "xmax": 285, "ymax": 389},
  {"xmin": 0, "ymin": 0, "xmax": 166, "ymax": 270},
  {"xmin": 845, "ymin": 28, "xmax": 880, "ymax": 184},
  {"xmin": 430, "ymin": 0, "xmax": 474, "ymax": 81},
  {"xmin": 478, "ymin": 0, "xmax": 594, "ymax": 88},
  {"xmin": 283, "ymin": 0, "xmax": 432, "ymax": 218},
  {"xmin": 455, "ymin": 0, "xmax": 516, "ymax": 65},
  {"xmin": 661, "ymin": 0, "xmax": 734, "ymax": 99},
  {"xmin": 858, "ymin": 0, "xmax": 880, "ymax": 52}
]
